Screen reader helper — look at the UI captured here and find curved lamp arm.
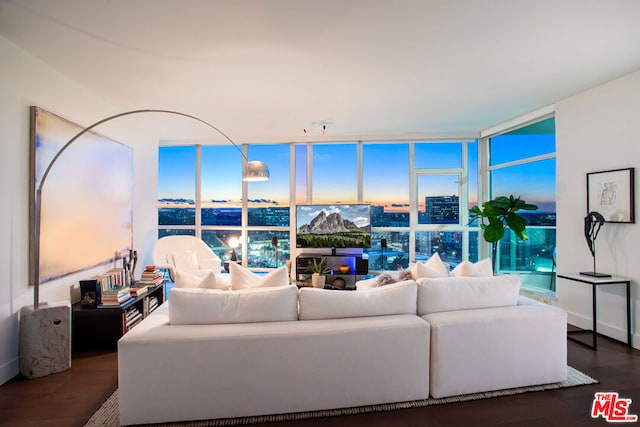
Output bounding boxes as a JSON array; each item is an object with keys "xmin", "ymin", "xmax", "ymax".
[{"xmin": 32, "ymin": 109, "xmax": 269, "ymax": 309}]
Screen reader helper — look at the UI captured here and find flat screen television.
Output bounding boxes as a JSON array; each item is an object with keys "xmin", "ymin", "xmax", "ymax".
[{"xmin": 296, "ymin": 204, "xmax": 371, "ymax": 249}]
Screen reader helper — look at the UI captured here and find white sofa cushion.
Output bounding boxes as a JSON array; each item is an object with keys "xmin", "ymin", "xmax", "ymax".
[
  {"xmin": 168, "ymin": 285, "xmax": 298, "ymax": 324},
  {"xmin": 229, "ymin": 262, "xmax": 289, "ymax": 289},
  {"xmin": 355, "ymin": 277, "xmax": 376, "ymax": 291},
  {"xmin": 416, "ymin": 275, "xmax": 521, "ymax": 315},
  {"xmin": 298, "ymin": 280, "xmax": 417, "ymax": 320},
  {"xmin": 450, "ymin": 258, "xmax": 493, "ymax": 277},
  {"xmin": 174, "ymin": 270, "xmax": 229, "ymax": 290}
]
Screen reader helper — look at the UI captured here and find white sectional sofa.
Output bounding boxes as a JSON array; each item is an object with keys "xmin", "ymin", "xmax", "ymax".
[{"xmin": 118, "ymin": 274, "xmax": 567, "ymax": 426}]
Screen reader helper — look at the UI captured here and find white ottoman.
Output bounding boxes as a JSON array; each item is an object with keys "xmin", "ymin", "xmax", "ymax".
[{"xmin": 423, "ymin": 298, "xmax": 567, "ymax": 398}]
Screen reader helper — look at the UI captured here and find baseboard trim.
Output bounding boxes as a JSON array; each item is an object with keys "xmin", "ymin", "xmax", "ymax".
[
  {"xmin": 0, "ymin": 356, "xmax": 19, "ymax": 386},
  {"xmin": 567, "ymin": 312, "xmax": 638, "ymax": 350}
]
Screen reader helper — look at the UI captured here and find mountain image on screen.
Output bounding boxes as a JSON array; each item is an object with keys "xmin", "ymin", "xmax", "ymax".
[{"xmin": 296, "ymin": 204, "xmax": 371, "ymax": 248}]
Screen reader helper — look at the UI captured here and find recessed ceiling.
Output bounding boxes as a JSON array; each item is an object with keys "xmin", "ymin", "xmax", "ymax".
[{"xmin": 1, "ymin": 0, "xmax": 639, "ymax": 143}]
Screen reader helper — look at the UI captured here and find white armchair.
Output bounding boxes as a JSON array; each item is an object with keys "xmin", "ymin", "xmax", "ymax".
[{"xmin": 152, "ymin": 236, "xmax": 222, "ymax": 281}]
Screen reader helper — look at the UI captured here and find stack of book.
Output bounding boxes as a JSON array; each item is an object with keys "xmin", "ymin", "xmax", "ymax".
[
  {"xmin": 100, "ymin": 287, "xmax": 133, "ymax": 308},
  {"xmin": 136, "ymin": 265, "xmax": 164, "ymax": 287},
  {"xmin": 147, "ymin": 295, "xmax": 160, "ymax": 314},
  {"xmin": 80, "ymin": 267, "xmax": 134, "ymax": 307},
  {"xmin": 124, "ymin": 305, "xmax": 143, "ymax": 330},
  {"xmin": 129, "ymin": 286, "xmax": 148, "ymax": 297}
]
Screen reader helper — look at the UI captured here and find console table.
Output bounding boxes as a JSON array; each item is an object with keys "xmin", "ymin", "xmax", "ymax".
[{"xmin": 557, "ymin": 273, "xmax": 631, "ymax": 350}]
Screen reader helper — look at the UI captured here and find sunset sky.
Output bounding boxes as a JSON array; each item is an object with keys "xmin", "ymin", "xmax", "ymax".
[{"xmin": 159, "ymin": 138, "xmax": 555, "ymax": 212}]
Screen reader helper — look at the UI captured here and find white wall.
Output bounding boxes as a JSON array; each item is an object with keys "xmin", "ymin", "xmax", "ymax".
[
  {"xmin": 556, "ymin": 69, "xmax": 640, "ymax": 348},
  {"xmin": 0, "ymin": 36, "xmax": 160, "ymax": 384}
]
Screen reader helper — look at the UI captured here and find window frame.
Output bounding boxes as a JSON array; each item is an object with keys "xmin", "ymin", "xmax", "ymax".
[{"xmin": 477, "ymin": 107, "xmax": 556, "ymax": 292}]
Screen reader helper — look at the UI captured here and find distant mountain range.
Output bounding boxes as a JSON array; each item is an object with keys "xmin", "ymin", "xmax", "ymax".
[{"xmin": 298, "ymin": 210, "xmax": 370, "ymax": 234}]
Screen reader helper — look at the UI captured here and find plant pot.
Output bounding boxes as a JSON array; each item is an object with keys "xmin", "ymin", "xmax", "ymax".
[{"xmin": 311, "ymin": 274, "xmax": 326, "ymax": 288}]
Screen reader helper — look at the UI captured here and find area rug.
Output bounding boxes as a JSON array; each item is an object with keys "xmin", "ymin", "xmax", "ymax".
[{"xmin": 85, "ymin": 366, "xmax": 597, "ymax": 427}]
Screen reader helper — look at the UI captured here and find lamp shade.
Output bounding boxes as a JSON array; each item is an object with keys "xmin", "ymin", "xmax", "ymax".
[{"xmin": 243, "ymin": 160, "xmax": 270, "ymax": 181}]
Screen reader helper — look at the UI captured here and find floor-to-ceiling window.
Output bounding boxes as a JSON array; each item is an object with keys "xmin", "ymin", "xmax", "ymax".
[
  {"xmin": 412, "ymin": 141, "xmax": 477, "ymax": 268},
  {"xmin": 158, "ymin": 146, "xmax": 196, "ymax": 236},
  {"xmin": 159, "ymin": 140, "xmax": 479, "ymax": 272},
  {"xmin": 245, "ymin": 144, "xmax": 291, "ymax": 269},
  {"xmin": 363, "ymin": 143, "xmax": 410, "ymax": 271},
  {"xmin": 483, "ymin": 116, "xmax": 557, "ymax": 292}
]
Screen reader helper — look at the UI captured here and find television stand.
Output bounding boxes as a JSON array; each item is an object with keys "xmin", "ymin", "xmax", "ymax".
[{"xmin": 296, "ymin": 253, "xmax": 368, "ymax": 290}]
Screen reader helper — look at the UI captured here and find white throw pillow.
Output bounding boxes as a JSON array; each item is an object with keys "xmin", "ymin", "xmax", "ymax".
[
  {"xmin": 174, "ymin": 270, "xmax": 229, "ymax": 290},
  {"xmin": 229, "ymin": 262, "xmax": 289, "ymax": 290},
  {"xmin": 169, "ymin": 250, "xmax": 199, "ymax": 271},
  {"xmin": 169, "ymin": 285, "xmax": 298, "ymax": 325},
  {"xmin": 298, "ymin": 280, "xmax": 417, "ymax": 320},
  {"xmin": 451, "ymin": 258, "xmax": 493, "ymax": 277},
  {"xmin": 416, "ymin": 275, "xmax": 521, "ymax": 315},
  {"xmin": 355, "ymin": 278, "xmax": 376, "ymax": 290},
  {"xmin": 410, "ymin": 252, "xmax": 449, "ymax": 279}
]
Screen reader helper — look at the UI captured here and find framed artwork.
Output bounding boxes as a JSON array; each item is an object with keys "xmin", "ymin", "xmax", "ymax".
[
  {"xmin": 30, "ymin": 106, "xmax": 134, "ymax": 284},
  {"xmin": 586, "ymin": 167, "xmax": 635, "ymax": 223}
]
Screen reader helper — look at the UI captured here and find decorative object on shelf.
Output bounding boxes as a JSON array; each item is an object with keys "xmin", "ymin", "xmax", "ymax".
[
  {"xmin": 311, "ymin": 275, "xmax": 326, "ymax": 288},
  {"xmin": 25, "ymin": 107, "xmax": 269, "ymax": 379},
  {"xmin": 122, "ymin": 249, "xmax": 138, "ymax": 285},
  {"xmin": 580, "ymin": 211, "xmax": 611, "ymax": 278},
  {"xmin": 586, "ymin": 167, "xmax": 635, "ymax": 223},
  {"xmin": 468, "ymin": 195, "xmax": 538, "ymax": 271},
  {"xmin": 337, "ymin": 265, "xmax": 351, "ymax": 274},
  {"xmin": 331, "ymin": 277, "xmax": 347, "ymax": 289},
  {"xmin": 309, "ymin": 258, "xmax": 332, "ymax": 288}
]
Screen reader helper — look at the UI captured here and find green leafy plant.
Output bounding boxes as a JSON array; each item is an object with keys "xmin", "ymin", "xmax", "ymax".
[
  {"xmin": 469, "ymin": 195, "xmax": 538, "ymax": 270},
  {"xmin": 308, "ymin": 258, "xmax": 332, "ymax": 275}
]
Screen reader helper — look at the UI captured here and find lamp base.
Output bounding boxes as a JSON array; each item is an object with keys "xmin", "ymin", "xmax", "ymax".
[
  {"xmin": 19, "ymin": 302, "xmax": 71, "ymax": 379},
  {"xmin": 579, "ymin": 271, "xmax": 612, "ymax": 278}
]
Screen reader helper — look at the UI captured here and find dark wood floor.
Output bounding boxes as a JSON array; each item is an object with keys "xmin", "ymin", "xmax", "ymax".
[{"xmin": 0, "ymin": 335, "xmax": 639, "ymax": 427}]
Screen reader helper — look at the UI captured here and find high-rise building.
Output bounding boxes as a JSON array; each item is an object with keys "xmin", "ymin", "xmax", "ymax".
[{"xmin": 425, "ymin": 195, "xmax": 459, "ymax": 224}]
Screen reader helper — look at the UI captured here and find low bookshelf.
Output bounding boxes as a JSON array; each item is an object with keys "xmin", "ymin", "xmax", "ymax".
[{"xmin": 72, "ymin": 282, "xmax": 165, "ymax": 352}]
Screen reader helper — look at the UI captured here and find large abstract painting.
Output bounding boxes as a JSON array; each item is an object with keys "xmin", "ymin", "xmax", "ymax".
[{"xmin": 30, "ymin": 106, "xmax": 133, "ymax": 284}]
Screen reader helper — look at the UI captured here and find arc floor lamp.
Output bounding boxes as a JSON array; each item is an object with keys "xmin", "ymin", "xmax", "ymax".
[{"xmin": 22, "ymin": 108, "xmax": 269, "ymax": 378}]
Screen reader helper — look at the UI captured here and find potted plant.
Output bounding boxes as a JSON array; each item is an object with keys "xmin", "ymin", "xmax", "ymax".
[
  {"xmin": 308, "ymin": 258, "xmax": 332, "ymax": 288},
  {"xmin": 469, "ymin": 195, "xmax": 538, "ymax": 271}
]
